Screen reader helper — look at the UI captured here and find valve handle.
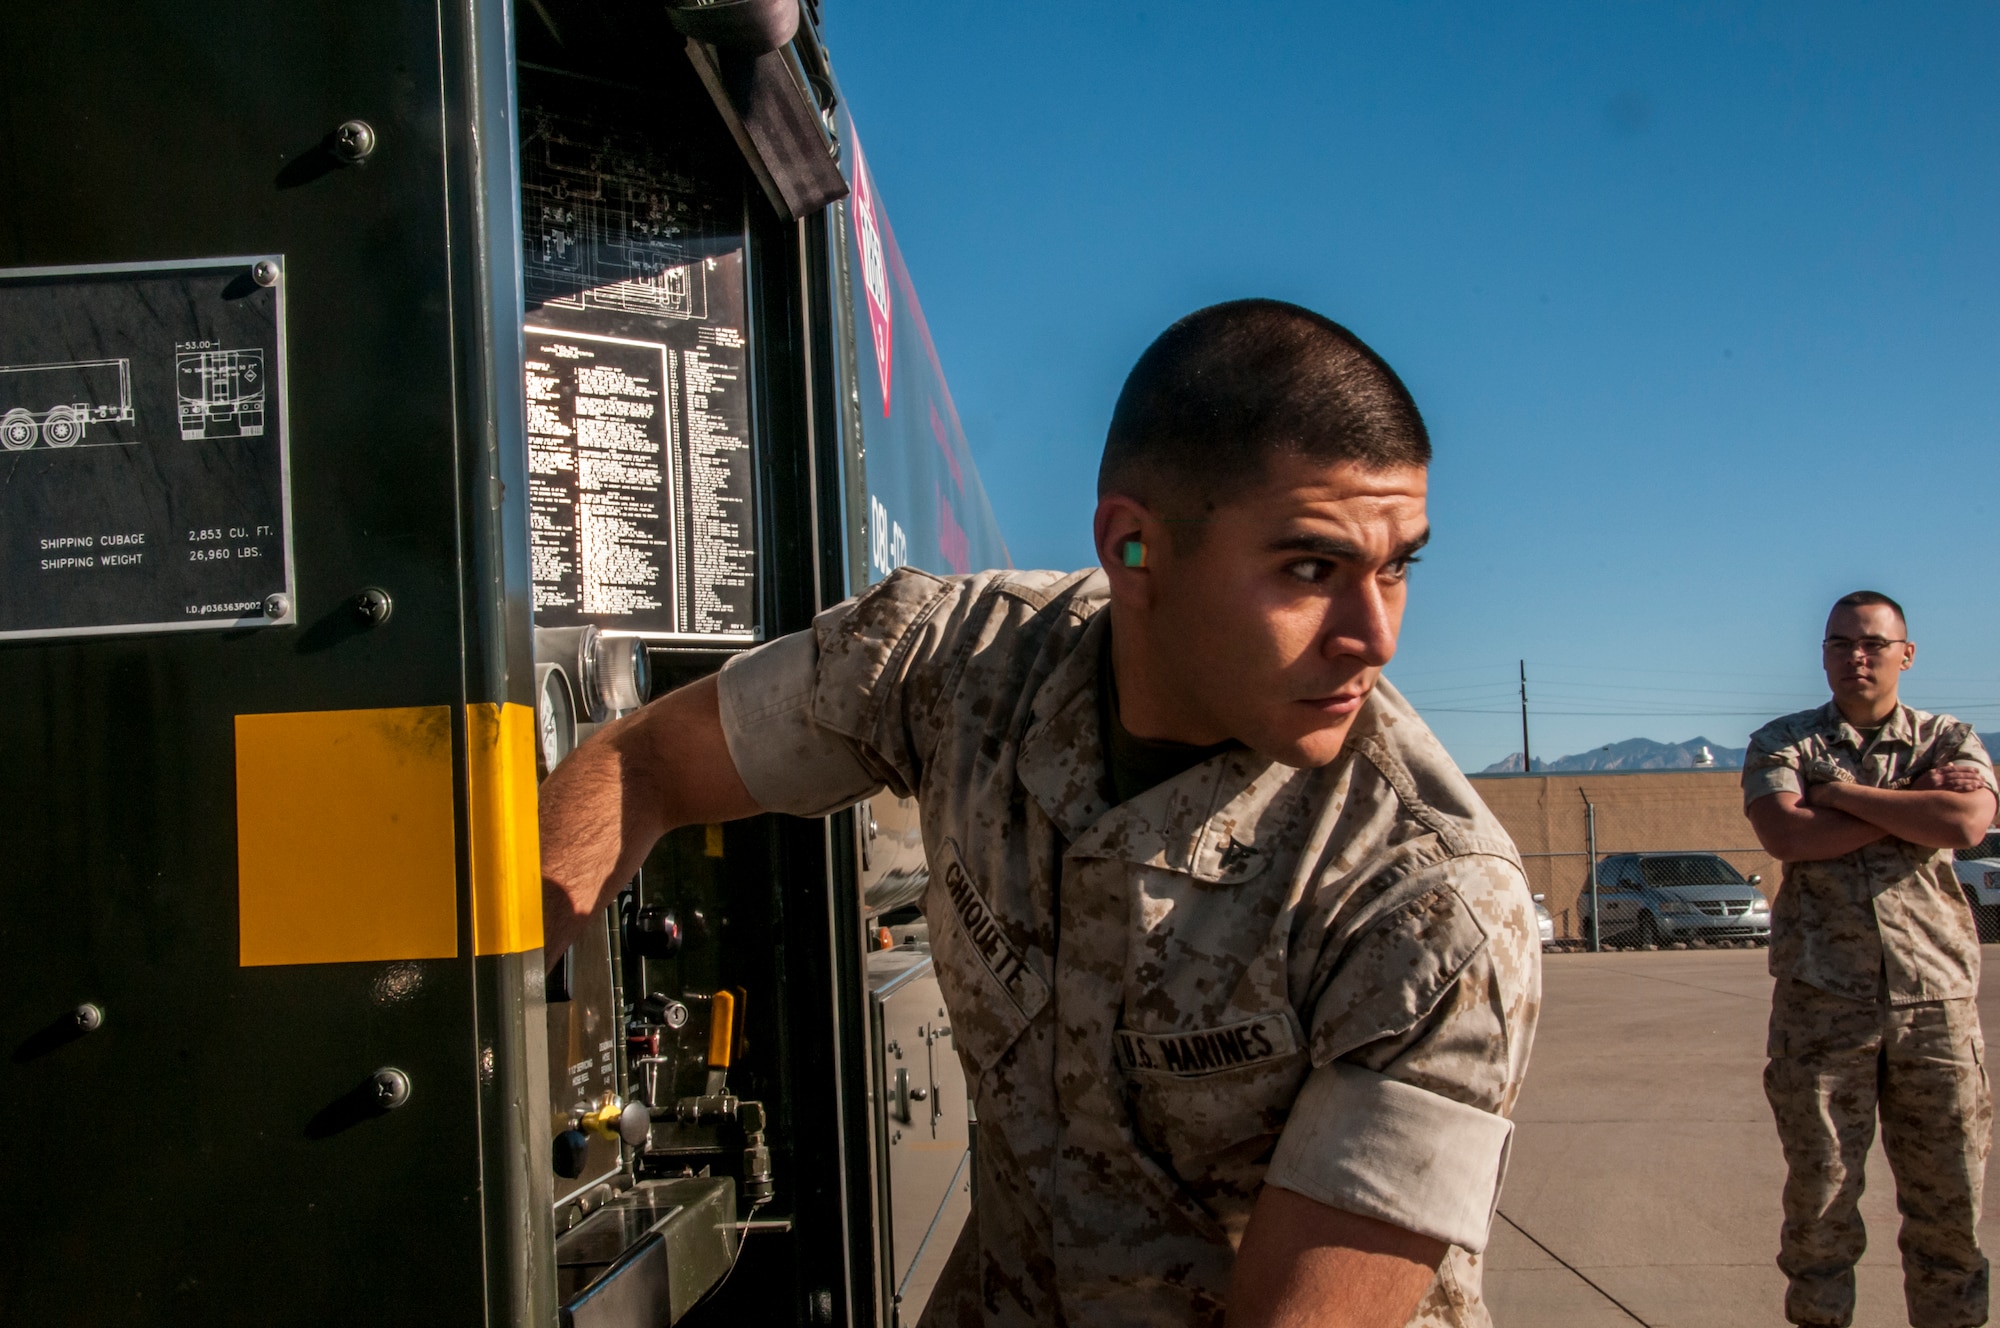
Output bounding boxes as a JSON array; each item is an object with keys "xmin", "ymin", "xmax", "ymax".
[
  {"xmin": 707, "ymin": 990, "xmax": 735, "ymax": 1071},
  {"xmin": 579, "ymin": 1099, "xmax": 621, "ymax": 1140},
  {"xmin": 579, "ymin": 1098, "xmax": 652, "ymax": 1145}
]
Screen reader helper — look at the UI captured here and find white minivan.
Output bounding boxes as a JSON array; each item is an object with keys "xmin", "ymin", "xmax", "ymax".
[{"xmin": 1953, "ymin": 831, "xmax": 2000, "ymax": 940}]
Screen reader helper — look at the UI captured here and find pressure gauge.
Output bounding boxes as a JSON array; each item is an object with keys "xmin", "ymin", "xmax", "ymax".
[
  {"xmin": 587, "ymin": 631, "xmax": 650, "ymax": 718},
  {"xmin": 534, "ymin": 663, "xmax": 577, "ymax": 777},
  {"xmin": 532, "ymin": 625, "xmax": 652, "ymax": 724}
]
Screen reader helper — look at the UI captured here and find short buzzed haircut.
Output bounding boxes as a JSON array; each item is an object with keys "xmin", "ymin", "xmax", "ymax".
[
  {"xmin": 1832, "ymin": 590, "xmax": 1907, "ymax": 630},
  {"xmin": 1097, "ymin": 300, "xmax": 1429, "ymax": 520}
]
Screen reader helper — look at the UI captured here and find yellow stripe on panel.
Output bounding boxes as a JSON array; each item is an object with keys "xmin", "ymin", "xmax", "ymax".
[
  {"xmin": 469, "ymin": 702, "xmax": 545, "ymax": 956},
  {"xmin": 236, "ymin": 706, "xmax": 459, "ymax": 966}
]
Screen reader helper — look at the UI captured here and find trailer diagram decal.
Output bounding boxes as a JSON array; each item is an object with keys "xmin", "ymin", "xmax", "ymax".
[
  {"xmin": 177, "ymin": 347, "xmax": 266, "ymax": 439},
  {"xmin": 0, "ymin": 357, "xmax": 136, "ymax": 451},
  {"xmin": 0, "ymin": 257, "xmax": 293, "ymax": 640}
]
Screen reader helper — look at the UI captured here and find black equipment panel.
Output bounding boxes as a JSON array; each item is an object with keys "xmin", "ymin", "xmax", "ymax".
[
  {"xmin": 0, "ymin": 258, "xmax": 293, "ymax": 639},
  {"xmin": 4, "ymin": 0, "xmax": 908, "ymax": 1322},
  {"xmin": 0, "ymin": 2, "xmax": 537, "ymax": 1324}
]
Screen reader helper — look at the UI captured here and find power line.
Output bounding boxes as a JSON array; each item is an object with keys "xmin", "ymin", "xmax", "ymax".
[
  {"xmin": 1396, "ymin": 678, "xmax": 1998, "ymax": 715},
  {"xmin": 1422, "ymin": 707, "xmax": 1806, "ymax": 718},
  {"xmin": 1394, "ymin": 659, "xmax": 2000, "ymax": 688},
  {"xmin": 1423, "ymin": 706, "xmax": 2000, "ymax": 718}
]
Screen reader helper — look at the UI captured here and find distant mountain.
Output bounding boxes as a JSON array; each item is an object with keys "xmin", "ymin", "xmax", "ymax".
[
  {"xmin": 1483, "ymin": 730, "xmax": 2000, "ymax": 775},
  {"xmin": 1483, "ymin": 736, "xmax": 1748, "ymax": 774}
]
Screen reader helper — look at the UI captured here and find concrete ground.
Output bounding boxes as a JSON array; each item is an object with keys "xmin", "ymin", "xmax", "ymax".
[{"xmin": 1487, "ymin": 947, "xmax": 2000, "ymax": 1328}]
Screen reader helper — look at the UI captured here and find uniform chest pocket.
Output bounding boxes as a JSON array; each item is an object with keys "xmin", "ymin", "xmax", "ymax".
[
  {"xmin": 1119, "ymin": 1012, "xmax": 1310, "ymax": 1171},
  {"xmin": 923, "ymin": 848, "xmax": 1050, "ymax": 1072}
]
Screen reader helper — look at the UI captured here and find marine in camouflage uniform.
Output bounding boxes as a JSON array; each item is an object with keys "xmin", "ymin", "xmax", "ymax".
[
  {"xmin": 1745, "ymin": 702, "xmax": 1999, "ymax": 1328},
  {"xmin": 718, "ymin": 567, "xmax": 1542, "ymax": 1327}
]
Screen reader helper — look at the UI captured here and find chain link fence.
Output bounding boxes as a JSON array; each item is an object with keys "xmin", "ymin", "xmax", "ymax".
[
  {"xmin": 1522, "ymin": 849, "xmax": 1772, "ymax": 952},
  {"xmin": 1471, "ymin": 772, "xmax": 2000, "ymax": 951},
  {"xmin": 1470, "ymin": 771, "xmax": 1777, "ymax": 952}
]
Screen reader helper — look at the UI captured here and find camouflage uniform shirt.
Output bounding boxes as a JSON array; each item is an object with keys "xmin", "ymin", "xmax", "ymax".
[
  {"xmin": 717, "ymin": 569, "xmax": 1543, "ymax": 1326},
  {"xmin": 1743, "ymin": 701, "xmax": 1998, "ymax": 1004}
]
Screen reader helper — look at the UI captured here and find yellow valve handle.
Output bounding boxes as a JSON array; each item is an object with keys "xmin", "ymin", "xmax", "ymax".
[
  {"xmin": 580, "ymin": 1100, "xmax": 625, "ymax": 1141},
  {"xmin": 707, "ymin": 990, "xmax": 736, "ymax": 1070}
]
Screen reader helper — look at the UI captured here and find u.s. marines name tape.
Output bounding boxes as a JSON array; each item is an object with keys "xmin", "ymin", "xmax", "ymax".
[{"xmin": 1114, "ymin": 1012, "xmax": 1300, "ymax": 1078}]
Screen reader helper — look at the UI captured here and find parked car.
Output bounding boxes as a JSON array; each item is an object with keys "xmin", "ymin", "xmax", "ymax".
[
  {"xmin": 1953, "ymin": 831, "xmax": 2000, "ymax": 942},
  {"xmin": 1533, "ymin": 893, "xmax": 1556, "ymax": 948},
  {"xmin": 1575, "ymin": 852, "xmax": 1771, "ymax": 947}
]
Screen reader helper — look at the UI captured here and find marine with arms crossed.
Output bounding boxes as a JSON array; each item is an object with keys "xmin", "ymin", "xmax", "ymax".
[
  {"xmin": 541, "ymin": 300, "xmax": 1542, "ymax": 1327},
  {"xmin": 1745, "ymin": 591, "xmax": 1999, "ymax": 1328}
]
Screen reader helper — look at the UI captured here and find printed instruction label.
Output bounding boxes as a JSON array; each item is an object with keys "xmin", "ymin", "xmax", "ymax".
[{"xmin": 520, "ymin": 95, "xmax": 757, "ymax": 641}]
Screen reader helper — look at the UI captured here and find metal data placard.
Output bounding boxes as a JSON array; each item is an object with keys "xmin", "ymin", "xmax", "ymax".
[{"xmin": 0, "ymin": 257, "xmax": 293, "ymax": 640}]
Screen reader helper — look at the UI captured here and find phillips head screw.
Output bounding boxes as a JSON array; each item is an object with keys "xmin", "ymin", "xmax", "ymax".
[{"xmin": 333, "ymin": 120, "xmax": 377, "ymax": 163}]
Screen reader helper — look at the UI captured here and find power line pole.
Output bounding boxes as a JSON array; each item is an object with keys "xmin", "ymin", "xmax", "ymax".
[
  {"xmin": 1518, "ymin": 659, "xmax": 1532, "ymax": 773},
  {"xmin": 1581, "ymin": 787, "xmax": 1600, "ymax": 953}
]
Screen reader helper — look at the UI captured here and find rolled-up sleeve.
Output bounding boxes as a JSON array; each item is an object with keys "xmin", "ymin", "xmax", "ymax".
[
  {"xmin": 1742, "ymin": 728, "xmax": 1803, "ymax": 806},
  {"xmin": 1269, "ymin": 854, "xmax": 1540, "ymax": 1252},
  {"xmin": 1941, "ymin": 726, "xmax": 2000, "ymax": 797},
  {"xmin": 1265, "ymin": 1061, "xmax": 1513, "ymax": 1251},
  {"xmin": 717, "ymin": 631, "xmax": 883, "ymax": 817},
  {"xmin": 715, "ymin": 566, "xmax": 998, "ymax": 817}
]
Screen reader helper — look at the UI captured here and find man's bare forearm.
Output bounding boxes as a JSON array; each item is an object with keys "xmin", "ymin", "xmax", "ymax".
[
  {"xmin": 539, "ymin": 715, "xmax": 669, "ymax": 963},
  {"xmin": 539, "ymin": 675, "xmax": 761, "ymax": 963},
  {"xmin": 1811, "ymin": 782, "xmax": 1996, "ymax": 851},
  {"xmin": 1746, "ymin": 792, "xmax": 1885, "ymax": 863},
  {"xmin": 1227, "ymin": 1186, "xmax": 1445, "ymax": 1328}
]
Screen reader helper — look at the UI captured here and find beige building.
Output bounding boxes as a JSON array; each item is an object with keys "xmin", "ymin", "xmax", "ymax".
[{"xmin": 1469, "ymin": 770, "xmax": 1776, "ymax": 943}]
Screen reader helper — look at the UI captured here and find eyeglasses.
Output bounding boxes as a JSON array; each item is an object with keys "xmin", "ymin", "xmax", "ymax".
[{"xmin": 1822, "ymin": 636, "xmax": 1908, "ymax": 658}]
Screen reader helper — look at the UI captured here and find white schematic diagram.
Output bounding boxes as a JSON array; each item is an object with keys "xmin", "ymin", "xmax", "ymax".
[
  {"xmin": 522, "ymin": 112, "xmax": 713, "ymax": 321},
  {"xmin": 0, "ymin": 358, "xmax": 135, "ymax": 451},
  {"xmin": 176, "ymin": 348, "xmax": 266, "ymax": 440}
]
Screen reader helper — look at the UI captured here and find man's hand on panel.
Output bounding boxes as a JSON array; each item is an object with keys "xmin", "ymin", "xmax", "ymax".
[{"xmin": 539, "ymin": 674, "xmax": 763, "ymax": 965}]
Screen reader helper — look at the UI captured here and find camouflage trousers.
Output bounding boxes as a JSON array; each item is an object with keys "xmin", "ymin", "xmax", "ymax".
[{"xmin": 1765, "ymin": 980, "xmax": 1993, "ymax": 1327}]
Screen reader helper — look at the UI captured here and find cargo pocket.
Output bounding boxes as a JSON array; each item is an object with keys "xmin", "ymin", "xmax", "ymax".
[
  {"xmin": 1946, "ymin": 997, "xmax": 1988, "ymax": 1091},
  {"xmin": 1119, "ymin": 1010, "xmax": 1309, "ymax": 1193}
]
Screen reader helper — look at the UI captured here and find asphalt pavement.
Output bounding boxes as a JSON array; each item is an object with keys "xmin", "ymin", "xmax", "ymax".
[{"xmin": 1486, "ymin": 947, "xmax": 2000, "ymax": 1328}]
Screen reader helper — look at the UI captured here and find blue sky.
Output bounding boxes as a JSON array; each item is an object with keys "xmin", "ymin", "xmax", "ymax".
[{"xmin": 825, "ymin": 2, "xmax": 2000, "ymax": 771}]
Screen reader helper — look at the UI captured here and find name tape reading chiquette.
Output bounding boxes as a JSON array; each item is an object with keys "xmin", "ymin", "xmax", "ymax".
[{"xmin": 943, "ymin": 858, "xmax": 1036, "ymax": 994}]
